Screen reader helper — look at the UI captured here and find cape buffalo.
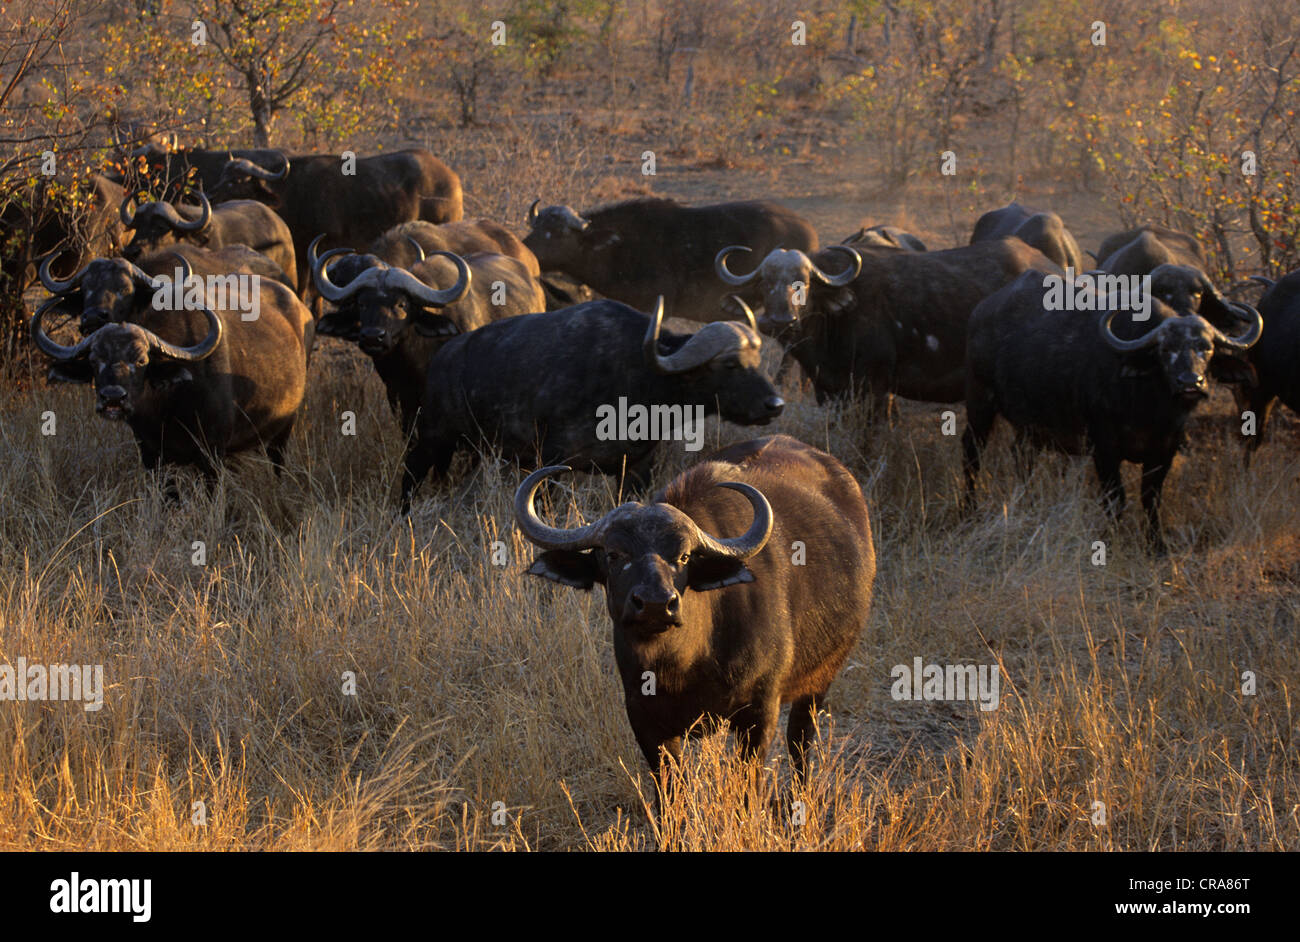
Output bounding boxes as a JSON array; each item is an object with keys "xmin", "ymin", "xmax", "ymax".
[
  {"xmin": 310, "ymin": 237, "xmax": 545, "ymax": 436},
  {"xmin": 962, "ymin": 270, "xmax": 1262, "ymax": 550},
  {"xmin": 514, "ymin": 434, "xmax": 875, "ymax": 785},
  {"xmin": 31, "ymin": 255, "xmax": 312, "ymax": 478},
  {"xmin": 716, "ymin": 237, "xmax": 1062, "ymax": 409},
  {"xmin": 400, "ymin": 298, "xmax": 785, "ymax": 509},
  {"xmin": 119, "ymin": 193, "xmax": 297, "ymax": 290},
  {"xmin": 210, "ymin": 149, "xmax": 463, "ymax": 301},
  {"xmin": 1095, "ymin": 225, "xmax": 1205, "ymax": 270},
  {"xmin": 1240, "ymin": 269, "xmax": 1300, "ymax": 459},
  {"xmin": 971, "ymin": 202, "xmax": 1084, "ymax": 271},
  {"xmin": 522, "ymin": 197, "xmax": 817, "ymax": 321}
]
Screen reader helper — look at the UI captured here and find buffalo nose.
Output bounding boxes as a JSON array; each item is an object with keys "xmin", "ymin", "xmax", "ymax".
[
  {"xmin": 764, "ymin": 395, "xmax": 785, "ymax": 415},
  {"xmin": 360, "ymin": 326, "xmax": 386, "ymax": 341},
  {"xmin": 631, "ymin": 590, "xmax": 681, "ymax": 619},
  {"xmin": 99, "ymin": 385, "xmax": 126, "ymax": 403}
]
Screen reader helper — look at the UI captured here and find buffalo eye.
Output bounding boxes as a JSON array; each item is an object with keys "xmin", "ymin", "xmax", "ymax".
[
  {"xmin": 724, "ymin": 357, "xmax": 740, "ymax": 370},
  {"xmin": 605, "ymin": 549, "xmax": 623, "ymax": 565},
  {"xmin": 678, "ymin": 552, "xmax": 691, "ymax": 566}
]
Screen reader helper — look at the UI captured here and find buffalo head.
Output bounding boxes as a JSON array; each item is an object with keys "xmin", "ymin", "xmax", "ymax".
[
  {"xmin": 39, "ymin": 252, "xmax": 163, "ymax": 334},
  {"xmin": 309, "ymin": 234, "xmax": 470, "ymax": 355},
  {"xmin": 715, "ymin": 244, "xmax": 861, "ymax": 330},
  {"xmin": 120, "ymin": 193, "xmax": 212, "ymax": 260},
  {"xmin": 515, "ymin": 464, "xmax": 773, "ymax": 634},
  {"xmin": 31, "ymin": 256, "xmax": 222, "ymax": 418},
  {"xmin": 210, "ymin": 155, "xmax": 289, "ymax": 205},
  {"xmin": 522, "ymin": 200, "xmax": 620, "ymax": 270},
  {"xmin": 1099, "ymin": 300, "xmax": 1262, "ymax": 401},
  {"xmin": 643, "ymin": 296, "xmax": 784, "ymax": 425}
]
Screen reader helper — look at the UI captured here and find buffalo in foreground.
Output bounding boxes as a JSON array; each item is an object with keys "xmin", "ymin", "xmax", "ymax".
[
  {"xmin": 401, "ymin": 297, "xmax": 785, "ymax": 509},
  {"xmin": 962, "ymin": 270, "xmax": 1262, "ymax": 550},
  {"xmin": 523, "ymin": 197, "xmax": 817, "ymax": 321},
  {"xmin": 514, "ymin": 434, "xmax": 875, "ymax": 788}
]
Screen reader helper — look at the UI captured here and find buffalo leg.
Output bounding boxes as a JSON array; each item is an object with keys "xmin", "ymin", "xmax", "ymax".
[
  {"xmin": 1140, "ymin": 458, "xmax": 1173, "ymax": 554},
  {"xmin": 400, "ymin": 436, "xmax": 455, "ymax": 512},
  {"xmin": 961, "ymin": 394, "xmax": 997, "ymax": 497},
  {"xmin": 786, "ymin": 692, "xmax": 824, "ymax": 783},
  {"xmin": 266, "ymin": 426, "xmax": 293, "ymax": 474},
  {"xmin": 1092, "ymin": 442, "xmax": 1126, "ymax": 521},
  {"xmin": 1242, "ymin": 390, "xmax": 1277, "ymax": 466}
]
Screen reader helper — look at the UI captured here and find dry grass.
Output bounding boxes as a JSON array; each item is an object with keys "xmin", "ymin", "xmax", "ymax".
[{"xmin": 0, "ymin": 328, "xmax": 1297, "ymax": 850}]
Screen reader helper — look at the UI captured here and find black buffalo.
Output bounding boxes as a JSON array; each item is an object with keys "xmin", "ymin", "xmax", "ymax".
[
  {"xmin": 514, "ymin": 434, "xmax": 875, "ymax": 784},
  {"xmin": 400, "ymin": 298, "xmax": 785, "ymax": 508},
  {"xmin": 716, "ymin": 238, "xmax": 1062, "ymax": 409},
  {"xmin": 841, "ymin": 224, "xmax": 927, "ymax": 252},
  {"xmin": 962, "ymin": 270, "xmax": 1262, "ymax": 550},
  {"xmin": 970, "ymin": 202, "xmax": 1085, "ymax": 272},
  {"xmin": 1240, "ymin": 270, "xmax": 1300, "ymax": 459}
]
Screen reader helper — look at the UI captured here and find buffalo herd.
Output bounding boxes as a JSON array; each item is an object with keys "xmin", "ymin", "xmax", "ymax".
[{"xmin": 15, "ymin": 140, "xmax": 1299, "ymax": 792}]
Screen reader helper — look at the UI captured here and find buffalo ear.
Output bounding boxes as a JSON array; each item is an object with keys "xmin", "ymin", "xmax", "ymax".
[
  {"xmin": 316, "ymin": 311, "xmax": 355, "ymax": 337},
  {"xmin": 527, "ymin": 550, "xmax": 602, "ymax": 589},
  {"xmin": 46, "ymin": 361, "xmax": 93, "ymax": 385},
  {"xmin": 1210, "ymin": 353, "xmax": 1258, "ymax": 387},
  {"xmin": 687, "ymin": 555, "xmax": 755, "ymax": 592},
  {"xmin": 146, "ymin": 362, "xmax": 194, "ymax": 388},
  {"xmin": 413, "ymin": 313, "xmax": 460, "ymax": 338}
]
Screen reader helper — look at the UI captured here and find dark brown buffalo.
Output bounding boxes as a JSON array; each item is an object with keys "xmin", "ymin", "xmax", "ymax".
[
  {"xmin": 127, "ymin": 140, "xmax": 288, "ymax": 200},
  {"xmin": 962, "ymin": 270, "xmax": 1262, "ymax": 550},
  {"xmin": 716, "ymin": 238, "xmax": 1061, "ymax": 408},
  {"xmin": 970, "ymin": 202, "xmax": 1085, "ymax": 272},
  {"xmin": 119, "ymin": 193, "xmax": 297, "ymax": 290},
  {"xmin": 1097, "ymin": 227, "xmax": 1240, "ymax": 329},
  {"xmin": 370, "ymin": 219, "xmax": 539, "ymax": 276},
  {"xmin": 210, "ymin": 149, "xmax": 463, "ymax": 299},
  {"xmin": 514, "ymin": 434, "xmax": 875, "ymax": 785},
  {"xmin": 32, "ymin": 255, "xmax": 312, "ymax": 478},
  {"xmin": 523, "ymin": 197, "xmax": 817, "ymax": 321},
  {"xmin": 401, "ymin": 298, "xmax": 785, "ymax": 508},
  {"xmin": 310, "ymin": 238, "xmax": 545, "ymax": 436}
]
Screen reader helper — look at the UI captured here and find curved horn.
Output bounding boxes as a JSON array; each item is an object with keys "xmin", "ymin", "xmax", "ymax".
[
  {"xmin": 1099, "ymin": 307, "xmax": 1162, "ymax": 354},
  {"xmin": 514, "ymin": 465, "xmax": 613, "ymax": 551},
  {"xmin": 405, "ymin": 236, "xmax": 426, "ymax": 263},
  {"xmin": 1213, "ymin": 302, "xmax": 1263, "ymax": 351},
  {"xmin": 715, "ymin": 245, "xmax": 759, "ymax": 287},
  {"xmin": 397, "ymin": 251, "xmax": 471, "ymax": 308},
  {"xmin": 227, "ymin": 155, "xmax": 289, "ymax": 181},
  {"xmin": 31, "ymin": 297, "xmax": 99, "ymax": 360},
  {"xmin": 38, "ymin": 251, "xmax": 90, "ymax": 295},
  {"xmin": 527, "ymin": 198, "xmax": 541, "ymax": 225},
  {"xmin": 172, "ymin": 192, "xmax": 211, "ymax": 232},
  {"xmin": 119, "ymin": 194, "xmax": 137, "ymax": 228},
  {"xmin": 646, "ymin": 297, "xmax": 757, "ymax": 374},
  {"xmin": 1250, "ymin": 275, "xmax": 1276, "ymax": 290},
  {"xmin": 309, "ymin": 234, "xmax": 363, "ymax": 303},
  {"xmin": 810, "ymin": 245, "xmax": 862, "ymax": 286},
  {"xmin": 729, "ymin": 295, "xmax": 758, "ymax": 333},
  {"xmin": 142, "ymin": 254, "xmax": 222, "ymax": 361},
  {"xmin": 690, "ymin": 482, "xmax": 773, "ymax": 560}
]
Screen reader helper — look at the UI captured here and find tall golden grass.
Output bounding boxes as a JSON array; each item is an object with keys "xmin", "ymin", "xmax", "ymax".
[{"xmin": 1, "ymin": 316, "xmax": 1296, "ymax": 850}]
